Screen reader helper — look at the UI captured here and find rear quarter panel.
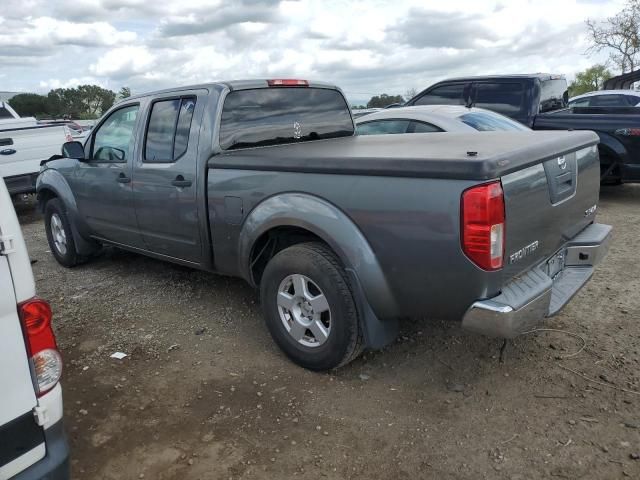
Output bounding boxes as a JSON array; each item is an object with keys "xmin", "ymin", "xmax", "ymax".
[{"xmin": 208, "ymin": 169, "xmax": 504, "ymax": 320}]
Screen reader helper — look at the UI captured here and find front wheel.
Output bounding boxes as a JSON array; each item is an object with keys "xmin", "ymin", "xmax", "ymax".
[
  {"xmin": 44, "ymin": 198, "xmax": 85, "ymax": 267},
  {"xmin": 260, "ymin": 243, "xmax": 363, "ymax": 370}
]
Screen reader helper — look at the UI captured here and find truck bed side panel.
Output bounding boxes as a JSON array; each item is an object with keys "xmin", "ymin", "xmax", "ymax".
[{"xmin": 207, "ymin": 169, "xmax": 502, "ymax": 320}]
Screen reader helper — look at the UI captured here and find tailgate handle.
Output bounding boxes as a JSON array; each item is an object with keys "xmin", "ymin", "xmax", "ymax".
[
  {"xmin": 555, "ymin": 171, "xmax": 573, "ymax": 195},
  {"xmin": 0, "ymin": 138, "xmax": 13, "ymax": 147},
  {"xmin": 0, "ymin": 148, "xmax": 16, "ymax": 155}
]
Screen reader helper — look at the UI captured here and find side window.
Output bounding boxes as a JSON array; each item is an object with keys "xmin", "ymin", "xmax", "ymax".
[
  {"xmin": 413, "ymin": 84, "xmax": 466, "ymax": 106},
  {"xmin": 570, "ymin": 98, "xmax": 590, "ymax": 108},
  {"xmin": 625, "ymin": 95, "xmax": 640, "ymax": 106},
  {"xmin": 144, "ymin": 97, "xmax": 196, "ymax": 163},
  {"xmin": 474, "ymin": 82, "xmax": 524, "ymax": 115},
  {"xmin": 409, "ymin": 121, "xmax": 442, "ymax": 133},
  {"xmin": 173, "ymin": 98, "xmax": 196, "ymax": 159},
  {"xmin": 589, "ymin": 95, "xmax": 627, "ymax": 107},
  {"xmin": 92, "ymin": 105, "xmax": 139, "ymax": 162},
  {"xmin": 356, "ymin": 120, "xmax": 410, "ymax": 135}
]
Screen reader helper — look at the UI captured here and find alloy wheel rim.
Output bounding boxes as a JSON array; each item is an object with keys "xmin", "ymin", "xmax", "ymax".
[
  {"xmin": 277, "ymin": 274, "xmax": 331, "ymax": 348},
  {"xmin": 50, "ymin": 213, "xmax": 67, "ymax": 255}
]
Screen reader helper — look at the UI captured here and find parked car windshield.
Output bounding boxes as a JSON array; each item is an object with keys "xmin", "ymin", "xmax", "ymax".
[
  {"xmin": 219, "ymin": 87, "xmax": 353, "ymax": 150},
  {"xmin": 458, "ymin": 111, "xmax": 529, "ymax": 131}
]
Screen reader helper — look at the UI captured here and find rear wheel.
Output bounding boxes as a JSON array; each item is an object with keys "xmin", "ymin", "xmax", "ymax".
[
  {"xmin": 260, "ymin": 242, "xmax": 363, "ymax": 370},
  {"xmin": 600, "ymin": 154, "xmax": 623, "ymax": 185},
  {"xmin": 44, "ymin": 199, "xmax": 85, "ymax": 267}
]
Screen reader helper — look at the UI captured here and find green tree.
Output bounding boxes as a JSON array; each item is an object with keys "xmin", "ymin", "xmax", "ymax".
[
  {"xmin": 46, "ymin": 85, "xmax": 116, "ymax": 119},
  {"xmin": 366, "ymin": 94, "xmax": 404, "ymax": 108},
  {"xmin": 568, "ymin": 65, "xmax": 613, "ymax": 96},
  {"xmin": 46, "ymin": 88, "xmax": 83, "ymax": 118},
  {"xmin": 77, "ymin": 85, "xmax": 116, "ymax": 117},
  {"xmin": 118, "ymin": 86, "xmax": 132, "ymax": 100},
  {"xmin": 586, "ymin": 0, "xmax": 640, "ymax": 73},
  {"xmin": 8, "ymin": 93, "xmax": 49, "ymax": 118}
]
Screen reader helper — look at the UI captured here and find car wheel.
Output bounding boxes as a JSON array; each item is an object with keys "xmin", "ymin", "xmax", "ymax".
[
  {"xmin": 44, "ymin": 198, "xmax": 85, "ymax": 267},
  {"xmin": 260, "ymin": 242, "xmax": 363, "ymax": 370}
]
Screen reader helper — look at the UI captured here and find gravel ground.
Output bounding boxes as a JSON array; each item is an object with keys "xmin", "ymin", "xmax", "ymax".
[{"xmin": 13, "ymin": 184, "xmax": 640, "ymax": 480}]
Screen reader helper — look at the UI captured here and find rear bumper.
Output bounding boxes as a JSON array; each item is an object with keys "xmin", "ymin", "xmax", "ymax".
[
  {"xmin": 462, "ymin": 223, "xmax": 612, "ymax": 338},
  {"xmin": 4, "ymin": 173, "xmax": 38, "ymax": 195},
  {"xmin": 11, "ymin": 421, "xmax": 69, "ymax": 480}
]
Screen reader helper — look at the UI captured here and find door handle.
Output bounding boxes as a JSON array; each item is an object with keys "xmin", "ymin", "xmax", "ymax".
[
  {"xmin": 171, "ymin": 175, "xmax": 192, "ymax": 188},
  {"xmin": 117, "ymin": 173, "xmax": 131, "ymax": 184},
  {"xmin": 0, "ymin": 148, "xmax": 16, "ymax": 155}
]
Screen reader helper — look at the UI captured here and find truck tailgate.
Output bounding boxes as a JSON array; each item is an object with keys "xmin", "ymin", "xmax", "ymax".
[
  {"xmin": 501, "ymin": 143, "xmax": 601, "ymax": 280},
  {"xmin": 0, "ymin": 124, "xmax": 67, "ymax": 178}
]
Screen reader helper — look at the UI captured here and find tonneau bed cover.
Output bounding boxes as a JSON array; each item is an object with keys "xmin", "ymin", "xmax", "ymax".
[{"xmin": 210, "ymin": 130, "xmax": 599, "ymax": 180}]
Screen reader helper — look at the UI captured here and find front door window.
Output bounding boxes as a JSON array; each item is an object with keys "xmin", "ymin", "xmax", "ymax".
[{"xmin": 92, "ymin": 105, "xmax": 139, "ymax": 162}]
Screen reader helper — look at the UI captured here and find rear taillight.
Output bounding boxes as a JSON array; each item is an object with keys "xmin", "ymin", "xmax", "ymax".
[
  {"xmin": 461, "ymin": 181, "xmax": 505, "ymax": 271},
  {"xmin": 267, "ymin": 79, "xmax": 309, "ymax": 87},
  {"xmin": 18, "ymin": 298, "xmax": 62, "ymax": 396}
]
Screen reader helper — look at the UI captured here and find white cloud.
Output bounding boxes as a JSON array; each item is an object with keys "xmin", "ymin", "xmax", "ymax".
[
  {"xmin": 0, "ymin": 0, "xmax": 630, "ymax": 104},
  {"xmin": 89, "ymin": 46, "xmax": 155, "ymax": 77}
]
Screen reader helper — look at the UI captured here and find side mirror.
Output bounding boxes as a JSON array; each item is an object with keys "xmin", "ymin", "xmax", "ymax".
[{"xmin": 62, "ymin": 141, "xmax": 85, "ymax": 160}]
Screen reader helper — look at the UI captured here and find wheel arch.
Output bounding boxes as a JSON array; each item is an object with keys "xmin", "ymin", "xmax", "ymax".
[
  {"xmin": 37, "ymin": 169, "xmax": 98, "ymax": 256},
  {"xmin": 596, "ymin": 132, "xmax": 627, "ymax": 164},
  {"xmin": 239, "ymin": 193, "xmax": 398, "ymax": 322}
]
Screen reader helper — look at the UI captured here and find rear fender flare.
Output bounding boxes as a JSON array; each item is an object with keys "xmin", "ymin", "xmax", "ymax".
[
  {"xmin": 596, "ymin": 132, "xmax": 628, "ymax": 164},
  {"xmin": 238, "ymin": 193, "xmax": 398, "ymax": 321}
]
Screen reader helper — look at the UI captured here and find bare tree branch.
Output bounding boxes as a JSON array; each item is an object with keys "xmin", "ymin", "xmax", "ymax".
[{"xmin": 586, "ymin": 0, "xmax": 640, "ymax": 73}]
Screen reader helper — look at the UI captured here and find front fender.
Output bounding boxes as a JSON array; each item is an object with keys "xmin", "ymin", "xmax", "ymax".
[
  {"xmin": 238, "ymin": 193, "xmax": 399, "ymax": 320},
  {"xmin": 36, "ymin": 168, "xmax": 96, "ymax": 255}
]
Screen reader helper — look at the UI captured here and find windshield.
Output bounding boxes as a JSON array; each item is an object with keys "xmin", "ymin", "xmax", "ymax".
[
  {"xmin": 219, "ymin": 87, "xmax": 354, "ymax": 150},
  {"xmin": 459, "ymin": 111, "xmax": 530, "ymax": 131}
]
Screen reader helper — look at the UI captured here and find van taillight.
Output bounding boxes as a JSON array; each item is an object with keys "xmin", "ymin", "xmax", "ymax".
[
  {"xmin": 461, "ymin": 181, "xmax": 505, "ymax": 271},
  {"xmin": 18, "ymin": 298, "xmax": 62, "ymax": 396}
]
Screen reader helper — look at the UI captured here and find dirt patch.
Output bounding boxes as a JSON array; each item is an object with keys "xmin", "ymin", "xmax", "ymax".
[{"xmin": 15, "ymin": 186, "xmax": 640, "ymax": 479}]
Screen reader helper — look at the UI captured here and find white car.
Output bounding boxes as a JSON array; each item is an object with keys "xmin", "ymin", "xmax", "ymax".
[
  {"xmin": 355, "ymin": 105, "xmax": 530, "ymax": 135},
  {"xmin": 568, "ymin": 90, "xmax": 640, "ymax": 108},
  {"xmin": 0, "ymin": 179, "xmax": 68, "ymax": 479},
  {"xmin": 0, "ymin": 102, "xmax": 71, "ymax": 197}
]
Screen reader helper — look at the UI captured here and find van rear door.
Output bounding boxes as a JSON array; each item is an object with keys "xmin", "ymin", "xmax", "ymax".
[{"xmin": 0, "ymin": 182, "xmax": 45, "ymax": 477}]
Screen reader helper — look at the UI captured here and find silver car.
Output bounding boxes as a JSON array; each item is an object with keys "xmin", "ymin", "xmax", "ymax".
[{"xmin": 355, "ymin": 105, "xmax": 530, "ymax": 135}]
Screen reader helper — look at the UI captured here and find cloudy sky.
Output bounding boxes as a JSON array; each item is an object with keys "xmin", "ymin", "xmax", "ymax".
[{"xmin": 0, "ymin": 0, "xmax": 626, "ymax": 105}]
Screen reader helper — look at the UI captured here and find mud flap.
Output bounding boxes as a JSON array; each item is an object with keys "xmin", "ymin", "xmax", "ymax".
[{"xmin": 346, "ymin": 269, "xmax": 398, "ymax": 349}]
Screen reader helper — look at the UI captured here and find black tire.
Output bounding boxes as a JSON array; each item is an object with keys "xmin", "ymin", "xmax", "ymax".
[
  {"xmin": 600, "ymin": 155, "xmax": 623, "ymax": 185},
  {"xmin": 260, "ymin": 242, "xmax": 363, "ymax": 370},
  {"xmin": 44, "ymin": 198, "xmax": 85, "ymax": 267}
]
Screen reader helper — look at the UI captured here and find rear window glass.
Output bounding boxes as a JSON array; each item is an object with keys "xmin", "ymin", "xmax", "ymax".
[
  {"xmin": 459, "ymin": 111, "xmax": 530, "ymax": 131},
  {"xmin": 540, "ymin": 78, "xmax": 567, "ymax": 112},
  {"xmin": 219, "ymin": 88, "xmax": 353, "ymax": 150},
  {"xmin": 0, "ymin": 107, "xmax": 13, "ymax": 119},
  {"xmin": 413, "ymin": 84, "xmax": 466, "ymax": 106},
  {"xmin": 474, "ymin": 82, "xmax": 524, "ymax": 115}
]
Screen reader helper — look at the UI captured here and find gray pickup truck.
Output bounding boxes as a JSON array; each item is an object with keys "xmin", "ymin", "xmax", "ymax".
[{"xmin": 37, "ymin": 79, "xmax": 611, "ymax": 370}]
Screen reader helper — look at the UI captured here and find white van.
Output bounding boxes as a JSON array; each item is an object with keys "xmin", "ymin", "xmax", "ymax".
[{"xmin": 0, "ymin": 179, "xmax": 68, "ymax": 479}]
